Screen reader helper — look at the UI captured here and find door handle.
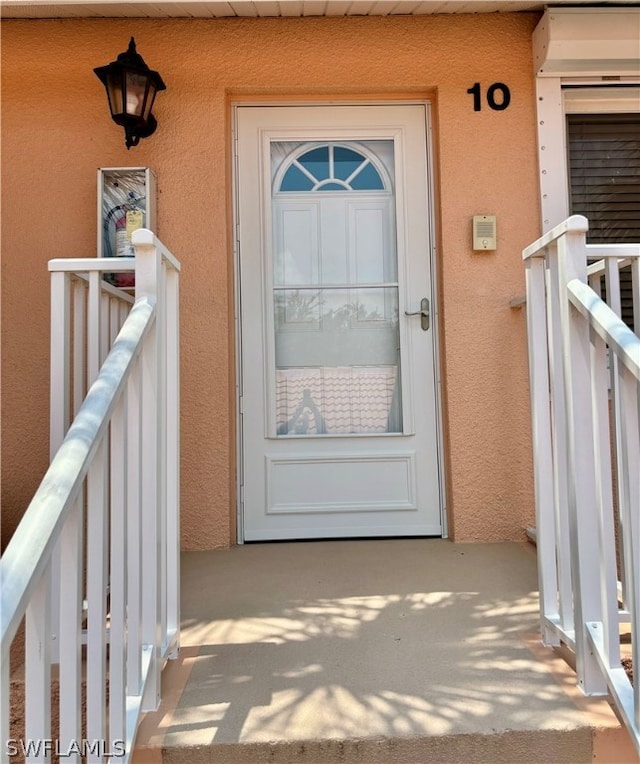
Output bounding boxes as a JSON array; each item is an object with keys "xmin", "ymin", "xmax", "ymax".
[{"xmin": 404, "ymin": 297, "xmax": 430, "ymax": 331}]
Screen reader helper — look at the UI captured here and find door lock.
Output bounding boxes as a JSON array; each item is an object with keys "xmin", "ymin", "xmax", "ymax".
[{"xmin": 404, "ymin": 297, "xmax": 430, "ymax": 331}]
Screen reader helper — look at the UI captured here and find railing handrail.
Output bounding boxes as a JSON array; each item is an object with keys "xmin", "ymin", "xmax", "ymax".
[
  {"xmin": 568, "ymin": 279, "xmax": 640, "ymax": 379},
  {"xmin": 523, "ymin": 217, "xmax": 640, "ymax": 265},
  {"xmin": 587, "ymin": 244, "xmax": 640, "ymax": 259},
  {"xmin": 48, "ymin": 257, "xmax": 136, "ymax": 272},
  {"xmin": 587, "ymin": 257, "xmax": 635, "ymax": 277},
  {"xmin": 0, "ymin": 297, "xmax": 156, "ymax": 654},
  {"xmin": 522, "ymin": 214, "xmax": 589, "ymax": 260},
  {"xmin": 48, "ymin": 247, "xmax": 181, "ymax": 275}
]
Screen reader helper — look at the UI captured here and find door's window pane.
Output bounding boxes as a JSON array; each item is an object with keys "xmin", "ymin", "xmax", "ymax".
[
  {"xmin": 281, "ymin": 165, "xmax": 315, "ymax": 191},
  {"xmin": 298, "ymin": 146, "xmax": 330, "ymax": 181},
  {"xmin": 271, "ymin": 140, "xmax": 401, "ymax": 436},
  {"xmin": 276, "ymin": 365, "xmax": 401, "ymax": 435},
  {"xmin": 334, "ymin": 146, "xmax": 366, "ymax": 181},
  {"xmin": 350, "ymin": 163, "xmax": 385, "ymax": 191},
  {"xmin": 274, "ymin": 287, "xmax": 401, "ymax": 434}
]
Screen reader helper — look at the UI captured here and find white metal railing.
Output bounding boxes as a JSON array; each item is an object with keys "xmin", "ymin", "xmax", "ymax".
[
  {"xmin": 523, "ymin": 215, "xmax": 639, "ymax": 754},
  {"xmin": 0, "ymin": 230, "xmax": 180, "ymax": 763}
]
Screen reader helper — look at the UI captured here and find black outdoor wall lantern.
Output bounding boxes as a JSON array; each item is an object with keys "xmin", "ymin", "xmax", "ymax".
[{"xmin": 94, "ymin": 37, "xmax": 166, "ymax": 149}]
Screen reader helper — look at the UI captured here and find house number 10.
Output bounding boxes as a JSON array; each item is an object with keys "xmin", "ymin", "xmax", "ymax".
[{"xmin": 467, "ymin": 82, "xmax": 511, "ymax": 112}]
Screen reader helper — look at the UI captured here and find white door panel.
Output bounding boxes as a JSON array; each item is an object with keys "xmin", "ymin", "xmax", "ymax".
[{"xmin": 236, "ymin": 105, "xmax": 441, "ymax": 540}]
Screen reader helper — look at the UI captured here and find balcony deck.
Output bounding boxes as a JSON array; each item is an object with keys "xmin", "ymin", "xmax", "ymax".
[{"xmin": 133, "ymin": 539, "xmax": 635, "ymax": 763}]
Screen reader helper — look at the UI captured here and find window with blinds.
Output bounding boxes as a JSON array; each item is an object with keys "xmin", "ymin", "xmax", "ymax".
[{"xmin": 567, "ymin": 112, "xmax": 640, "ymax": 327}]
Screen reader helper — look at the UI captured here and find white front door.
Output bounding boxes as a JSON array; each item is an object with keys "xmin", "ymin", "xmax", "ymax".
[{"xmin": 236, "ymin": 104, "xmax": 442, "ymax": 541}]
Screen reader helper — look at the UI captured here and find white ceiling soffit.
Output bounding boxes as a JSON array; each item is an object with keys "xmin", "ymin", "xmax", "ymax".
[
  {"xmin": 2, "ymin": 0, "xmax": 640, "ymax": 20},
  {"xmin": 533, "ymin": 7, "xmax": 640, "ymax": 77}
]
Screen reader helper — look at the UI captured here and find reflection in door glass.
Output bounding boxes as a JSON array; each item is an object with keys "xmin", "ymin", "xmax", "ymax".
[
  {"xmin": 272, "ymin": 140, "xmax": 401, "ymax": 435},
  {"xmin": 274, "ymin": 288, "xmax": 401, "ymax": 434}
]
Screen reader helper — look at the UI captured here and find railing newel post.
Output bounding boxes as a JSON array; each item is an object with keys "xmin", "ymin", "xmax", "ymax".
[
  {"xmin": 50, "ymin": 270, "xmax": 72, "ymax": 668},
  {"xmin": 556, "ymin": 221, "xmax": 607, "ymax": 696},
  {"xmin": 133, "ymin": 230, "xmax": 163, "ymax": 712}
]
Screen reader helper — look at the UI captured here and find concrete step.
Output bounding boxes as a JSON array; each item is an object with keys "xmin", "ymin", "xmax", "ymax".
[
  {"xmin": 132, "ymin": 540, "xmax": 637, "ymax": 764},
  {"xmin": 135, "ymin": 729, "xmax": 606, "ymax": 764}
]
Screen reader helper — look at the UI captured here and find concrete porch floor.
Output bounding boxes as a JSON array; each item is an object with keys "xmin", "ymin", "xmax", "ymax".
[{"xmin": 133, "ymin": 539, "xmax": 636, "ymax": 763}]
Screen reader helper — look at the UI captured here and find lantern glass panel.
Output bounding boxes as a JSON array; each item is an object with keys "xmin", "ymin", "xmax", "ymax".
[
  {"xmin": 142, "ymin": 85, "xmax": 157, "ymax": 122},
  {"xmin": 125, "ymin": 71, "xmax": 149, "ymax": 117},
  {"xmin": 106, "ymin": 73, "xmax": 124, "ymax": 116}
]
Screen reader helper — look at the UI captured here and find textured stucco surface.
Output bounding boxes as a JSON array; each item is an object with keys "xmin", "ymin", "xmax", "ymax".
[{"xmin": 1, "ymin": 13, "xmax": 540, "ymax": 549}]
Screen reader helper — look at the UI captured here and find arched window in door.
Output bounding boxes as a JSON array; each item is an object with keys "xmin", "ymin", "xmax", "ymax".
[{"xmin": 276, "ymin": 143, "xmax": 388, "ymax": 193}]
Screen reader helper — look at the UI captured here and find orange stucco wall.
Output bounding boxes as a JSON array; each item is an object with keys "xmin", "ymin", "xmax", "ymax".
[{"xmin": 1, "ymin": 13, "xmax": 541, "ymax": 549}]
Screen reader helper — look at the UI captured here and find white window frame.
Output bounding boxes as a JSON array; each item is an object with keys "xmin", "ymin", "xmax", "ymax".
[{"xmin": 532, "ymin": 9, "xmax": 640, "ymax": 233}]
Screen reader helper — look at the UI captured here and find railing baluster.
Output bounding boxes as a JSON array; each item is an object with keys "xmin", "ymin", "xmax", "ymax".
[
  {"xmin": 165, "ymin": 262, "xmax": 181, "ymax": 653},
  {"xmin": 88, "ymin": 272, "xmax": 102, "ymax": 386},
  {"xmin": 59, "ymin": 495, "xmax": 83, "ymax": 763},
  {"xmin": 605, "ymin": 258, "xmax": 622, "ymax": 317},
  {"xmin": 120, "ymin": 300, "xmax": 130, "ymax": 337},
  {"xmin": 633, "ymin": 257, "xmax": 640, "ymax": 336},
  {"xmin": 50, "ymin": 271, "xmax": 71, "ymax": 442},
  {"xmin": 73, "ymin": 280, "xmax": 87, "ymax": 415},
  {"xmin": 0, "ymin": 647, "xmax": 9, "ymax": 764},
  {"xmin": 618, "ymin": 364, "xmax": 640, "ymax": 727},
  {"xmin": 126, "ymin": 362, "xmax": 143, "ymax": 697},
  {"xmin": 25, "ymin": 570, "xmax": 51, "ymax": 763},
  {"xmin": 590, "ymin": 327, "xmax": 621, "ymax": 668},
  {"xmin": 606, "ymin": 258, "xmax": 629, "ymax": 610},
  {"xmin": 86, "ymin": 439, "xmax": 108, "ymax": 763},
  {"xmin": 546, "ymin": 248, "xmax": 574, "ymax": 637},
  {"xmin": 525, "ymin": 257, "xmax": 559, "ymax": 645},
  {"xmin": 100, "ymin": 292, "xmax": 110, "ymax": 367},
  {"xmin": 109, "ymin": 390, "xmax": 128, "ymax": 752},
  {"xmin": 158, "ymin": 264, "xmax": 168, "ymax": 653},
  {"xmin": 140, "ymin": 319, "xmax": 160, "ymax": 713},
  {"xmin": 110, "ymin": 294, "xmax": 121, "ymax": 345}
]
